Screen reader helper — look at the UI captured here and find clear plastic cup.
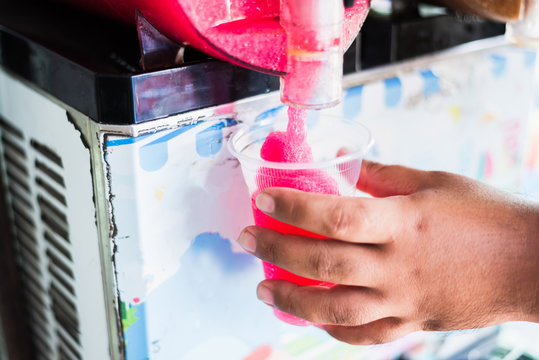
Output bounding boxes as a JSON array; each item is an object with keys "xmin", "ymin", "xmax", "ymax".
[{"xmin": 228, "ymin": 110, "xmax": 373, "ymax": 326}]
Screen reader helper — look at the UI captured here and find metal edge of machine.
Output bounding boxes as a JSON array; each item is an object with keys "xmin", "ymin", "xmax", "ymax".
[
  {"xmin": 344, "ymin": 35, "xmax": 510, "ymax": 87},
  {"xmin": 98, "ymin": 35, "xmax": 512, "ymax": 139},
  {"xmin": 0, "ymin": 66, "xmax": 124, "ymax": 360}
]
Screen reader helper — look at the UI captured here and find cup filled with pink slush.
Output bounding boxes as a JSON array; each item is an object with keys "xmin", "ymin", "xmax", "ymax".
[{"xmin": 228, "ymin": 108, "xmax": 373, "ymax": 326}]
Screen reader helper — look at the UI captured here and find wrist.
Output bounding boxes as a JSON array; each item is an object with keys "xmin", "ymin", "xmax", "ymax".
[
  {"xmin": 523, "ymin": 201, "xmax": 539, "ymax": 323},
  {"xmin": 497, "ymin": 200, "xmax": 539, "ymax": 324}
]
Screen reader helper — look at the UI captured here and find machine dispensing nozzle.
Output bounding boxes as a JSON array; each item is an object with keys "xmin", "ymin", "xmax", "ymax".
[{"xmin": 280, "ymin": 0, "xmax": 345, "ymax": 109}]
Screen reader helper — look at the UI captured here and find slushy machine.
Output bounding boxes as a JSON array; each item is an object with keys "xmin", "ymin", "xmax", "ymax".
[{"xmin": 0, "ymin": 0, "xmax": 538, "ymax": 359}]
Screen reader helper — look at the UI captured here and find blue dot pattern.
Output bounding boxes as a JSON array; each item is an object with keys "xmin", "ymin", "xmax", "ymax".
[
  {"xmin": 491, "ymin": 54, "xmax": 507, "ymax": 77},
  {"xmin": 343, "ymin": 85, "xmax": 363, "ymax": 118},
  {"xmin": 420, "ymin": 70, "xmax": 440, "ymax": 97},
  {"xmin": 384, "ymin": 77, "xmax": 402, "ymax": 108}
]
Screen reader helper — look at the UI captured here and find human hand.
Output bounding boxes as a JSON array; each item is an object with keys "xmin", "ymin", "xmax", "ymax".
[{"xmin": 237, "ymin": 160, "xmax": 539, "ymax": 344}]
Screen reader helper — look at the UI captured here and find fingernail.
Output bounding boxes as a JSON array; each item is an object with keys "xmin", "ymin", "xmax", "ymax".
[
  {"xmin": 257, "ymin": 285, "xmax": 274, "ymax": 306},
  {"xmin": 256, "ymin": 192, "xmax": 275, "ymax": 213},
  {"xmin": 237, "ymin": 230, "xmax": 256, "ymax": 253}
]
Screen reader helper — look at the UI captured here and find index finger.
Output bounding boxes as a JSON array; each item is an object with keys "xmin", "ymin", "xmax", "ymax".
[{"xmin": 255, "ymin": 188, "xmax": 402, "ymax": 244}]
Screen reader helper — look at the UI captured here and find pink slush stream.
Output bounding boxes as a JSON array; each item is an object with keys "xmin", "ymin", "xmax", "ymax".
[{"xmin": 253, "ymin": 107, "xmax": 339, "ymax": 326}]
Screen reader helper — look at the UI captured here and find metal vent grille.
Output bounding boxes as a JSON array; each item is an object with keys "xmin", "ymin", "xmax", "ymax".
[{"xmin": 0, "ymin": 118, "xmax": 82, "ymax": 360}]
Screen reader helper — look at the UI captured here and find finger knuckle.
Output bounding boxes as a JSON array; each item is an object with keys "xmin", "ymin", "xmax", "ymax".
[
  {"xmin": 366, "ymin": 161, "xmax": 384, "ymax": 175},
  {"xmin": 326, "ymin": 302, "xmax": 360, "ymax": 326},
  {"xmin": 280, "ymin": 287, "xmax": 311, "ymax": 320},
  {"xmin": 413, "ymin": 212, "xmax": 428, "ymax": 235},
  {"xmin": 307, "ymin": 246, "xmax": 350, "ymax": 283},
  {"xmin": 308, "ymin": 246, "xmax": 333, "ymax": 280},
  {"xmin": 399, "ymin": 195, "xmax": 429, "ymax": 238},
  {"xmin": 285, "ymin": 198, "xmax": 303, "ymax": 224},
  {"xmin": 262, "ymin": 238, "xmax": 280, "ymax": 265},
  {"xmin": 368, "ymin": 320, "xmax": 406, "ymax": 345},
  {"xmin": 325, "ymin": 202, "xmax": 353, "ymax": 239}
]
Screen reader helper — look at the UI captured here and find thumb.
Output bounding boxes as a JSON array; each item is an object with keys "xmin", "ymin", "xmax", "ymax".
[{"xmin": 357, "ymin": 160, "xmax": 430, "ymax": 197}]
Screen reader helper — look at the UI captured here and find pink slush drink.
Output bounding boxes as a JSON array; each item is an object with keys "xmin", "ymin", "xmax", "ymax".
[
  {"xmin": 228, "ymin": 108, "xmax": 372, "ymax": 326},
  {"xmin": 251, "ymin": 171, "xmax": 338, "ymax": 325},
  {"xmin": 254, "ymin": 108, "xmax": 339, "ymax": 326}
]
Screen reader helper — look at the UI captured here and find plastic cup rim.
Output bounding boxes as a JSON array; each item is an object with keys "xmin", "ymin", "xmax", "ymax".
[{"xmin": 227, "ymin": 116, "xmax": 374, "ymax": 171}]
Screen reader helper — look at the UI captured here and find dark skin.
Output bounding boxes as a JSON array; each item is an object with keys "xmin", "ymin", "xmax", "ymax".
[{"xmin": 237, "ymin": 160, "xmax": 539, "ymax": 344}]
